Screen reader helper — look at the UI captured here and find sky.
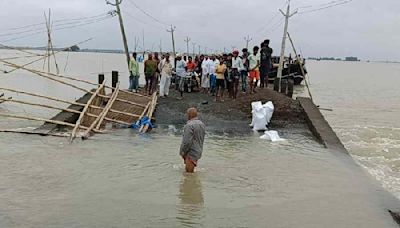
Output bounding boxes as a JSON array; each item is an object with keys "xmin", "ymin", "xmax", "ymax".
[{"xmin": 0, "ymin": 0, "xmax": 399, "ymax": 61}]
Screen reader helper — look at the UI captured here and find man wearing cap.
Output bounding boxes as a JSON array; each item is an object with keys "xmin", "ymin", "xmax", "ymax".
[{"xmin": 180, "ymin": 108, "xmax": 206, "ymax": 173}]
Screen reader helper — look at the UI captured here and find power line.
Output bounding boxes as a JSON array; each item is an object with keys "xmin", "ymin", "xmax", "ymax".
[
  {"xmin": 298, "ymin": 0, "xmax": 353, "ymax": 15},
  {"xmin": 1, "ymin": 15, "xmax": 114, "ymax": 43},
  {"xmin": 0, "ymin": 12, "xmax": 115, "ymax": 38},
  {"xmin": 122, "ymin": 10, "xmax": 164, "ymax": 29},
  {"xmin": 0, "ymin": 11, "xmax": 114, "ymax": 32},
  {"xmin": 126, "ymin": 0, "xmax": 169, "ymax": 26}
]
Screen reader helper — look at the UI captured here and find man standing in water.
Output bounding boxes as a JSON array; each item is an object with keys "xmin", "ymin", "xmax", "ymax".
[{"xmin": 180, "ymin": 108, "xmax": 206, "ymax": 173}]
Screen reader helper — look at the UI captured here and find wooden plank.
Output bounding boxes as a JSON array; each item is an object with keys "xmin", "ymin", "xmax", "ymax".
[
  {"xmin": 82, "ymin": 83, "xmax": 119, "ymax": 139},
  {"xmin": 70, "ymin": 81, "xmax": 106, "ymax": 142},
  {"xmin": 140, "ymin": 92, "xmax": 158, "ymax": 133},
  {"xmin": 95, "ymin": 83, "xmax": 120, "ymax": 130}
]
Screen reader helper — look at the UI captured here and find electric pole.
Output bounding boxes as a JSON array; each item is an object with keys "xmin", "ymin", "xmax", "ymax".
[
  {"xmin": 106, "ymin": 0, "xmax": 130, "ymax": 69},
  {"xmin": 198, "ymin": 44, "xmax": 201, "ymax": 55},
  {"xmin": 159, "ymin": 39, "xmax": 162, "ymax": 53},
  {"xmin": 167, "ymin": 25, "xmax": 176, "ymax": 64},
  {"xmin": 184, "ymin": 36, "xmax": 191, "ymax": 57},
  {"xmin": 244, "ymin": 35, "xmax": 252, "ymax": 49},
  {"xmin": 277, "ymin": 0, "xmax": 297, "ymax": 92}
]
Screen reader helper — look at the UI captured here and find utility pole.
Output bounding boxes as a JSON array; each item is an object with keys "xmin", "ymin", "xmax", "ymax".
[
  {"xmin": 198, "ymin": 44, "xmax": 201, "ymax": 55},
  {"xmin": 106, "ymin": 0, "xmax": 130, "ymax": 69},
  {"xmin": 277, "ymin": 0, "xmax": 297, "ymax": 92},
  {"xmin": 244, "ymin": 35, "xmax": 252, "ymax": 49},
  {"xmin": 167, "ymin": 25, "xmax": 176, "ymax": 65},
  {"xmin": 192, "ymin": 42, "xmax": 196, "ymax": 57},
  {"xmin": 159, "ymin": 39, "xmax": 162, "ymax": 53},
  {"xmin": 184, "ymin": 36, "xmax": 191, "ymax": 57}
]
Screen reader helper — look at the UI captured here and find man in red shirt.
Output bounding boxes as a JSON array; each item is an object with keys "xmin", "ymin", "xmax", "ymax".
[{"xmin": 186, "ymin": 56, "xmax": 196, "ymax": 72}]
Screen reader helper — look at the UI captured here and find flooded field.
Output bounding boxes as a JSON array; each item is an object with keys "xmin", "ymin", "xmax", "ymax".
[{"xmin": 0, "ymin": 51, "xmax": 399, "ymax": 227}]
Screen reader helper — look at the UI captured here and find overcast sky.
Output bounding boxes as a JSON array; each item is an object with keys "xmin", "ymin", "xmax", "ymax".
[{"xmin": 0, "ymin": 0, "xmax": 398, "ymax": 61}]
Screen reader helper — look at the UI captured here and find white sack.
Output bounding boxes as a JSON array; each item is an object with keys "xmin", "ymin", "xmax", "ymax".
[{"xmin": 260, "ymin": 130, "xmax": 285, "ymax": 142}]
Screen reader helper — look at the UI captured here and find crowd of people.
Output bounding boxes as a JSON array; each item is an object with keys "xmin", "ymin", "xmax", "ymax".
[{"xmin": 128, "ymin": 39, "xmax": 275, "ymax": 102}]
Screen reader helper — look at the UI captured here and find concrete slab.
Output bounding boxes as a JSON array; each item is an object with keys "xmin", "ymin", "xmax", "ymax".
[
  {"xmin": 297, "ymin": 97, "xmax": 348, "ymax": 153},
  {"xmin": 34, "ymin": 92, "xmax": 92, "ymax": 134}
]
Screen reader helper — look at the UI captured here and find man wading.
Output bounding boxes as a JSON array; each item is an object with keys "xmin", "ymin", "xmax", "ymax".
[{"xmin": 180, "ymin": 108, "xmax": 206, "ymax": 173}]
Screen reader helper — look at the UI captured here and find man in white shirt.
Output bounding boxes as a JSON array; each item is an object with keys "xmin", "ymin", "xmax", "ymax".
[
  {"xmin": 159, "ymin": 53, "xmax": 173, "ymax": 98},
  {"xmin": 175, "ymin": 55, "xmax": 187, "ymax": 99},
  {"xmin": 231, "ymin": 50, "xmax": 244, "ymax": 99},
  {"xmin": 248, "ymin": 46, "xmax": 260, "ymax": 94},
  {"xmin": 208, "ymin": 55, "xmax": 219, "ymax": 95},
  {"xmin": 201, "ymin": 55, "xmax": 210, "ymax": 93}
]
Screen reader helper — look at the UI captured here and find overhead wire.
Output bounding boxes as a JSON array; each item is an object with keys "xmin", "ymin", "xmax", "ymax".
[
  {"xmin": 126, "ymin": 0, "xmax": 169, "ymax": 26},
  {"xmin": 0, "ymin": 15, "xmax": 115, "ymax": 43},
  {"xmin": 0, "ymin": 11, "xmax": 113, "ymax": 32},
  {"xmin": 298, "ymin": 0, "xmax": 353, "ymax": 15}
]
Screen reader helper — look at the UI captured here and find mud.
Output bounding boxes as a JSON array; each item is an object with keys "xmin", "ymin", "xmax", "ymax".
[{"xmin": 155, "ymin": 87, "xmax": 306, "ymax": 134}]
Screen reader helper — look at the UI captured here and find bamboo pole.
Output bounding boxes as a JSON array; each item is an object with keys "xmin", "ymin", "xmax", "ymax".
[
  {"xmin": 0, "ymin": 113, "xmax": 101, "ymax": 132},
  {"xmin": 0, "ymin": 97, "xmax": 82, "ymax": 114},
  {"xmin": 0, "ymin": 88, "xmax": 143, "ymax": 119},
  {"xmin": 3, "ymin": 61, "xmax": 149, "ymax": 109},
  {"xmin": 138, "ymin": 102, "xmax": 151, "ymax": 121},
  {"xmin": 0, "ymin": 97, "xmax": 132, "ymax": 125},
  {"xmin": 82, "ymin": 84, "xmax": 120, "ymax": 139},
  {"xmin": 2, "ymin": 61, "xmax": 149, "ymax": 108},
  {"xmin": 82, "ymin": 85, "xmax": 119, "ymax": 140},
  {"xmin": 287, "ymin": 32, "xmax": 313, "ymax": 102},
  {"xmin": 140, "ymin": 92, "xmax": 157, "ymax": 133},
  {"xmin": 1, "ymin": 60, "xmax": 89, "ymax": 93},
  {"xmin": 70, "ymin": 81, "xmax": 106, "ymax": 142},
  {"xmin": 0, "ymin": 128, "xmax": 69, "ymax": 137},
  {"xmin": 95, "ymin": 83, "xmax": 120, "ymax": 130}
]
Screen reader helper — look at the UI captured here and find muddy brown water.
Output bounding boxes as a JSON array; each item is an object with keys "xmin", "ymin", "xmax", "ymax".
[{"xmin": 1, "ymin": 50, "xmax": 400, "ymax": 227}]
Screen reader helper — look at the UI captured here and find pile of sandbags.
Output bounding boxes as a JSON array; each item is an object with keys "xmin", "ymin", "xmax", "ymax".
[{"xmin": 250, "ymin": 101, "xmax": 274, "ymax": 131}]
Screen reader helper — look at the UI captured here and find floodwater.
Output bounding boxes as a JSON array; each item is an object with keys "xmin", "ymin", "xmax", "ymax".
[{"xmin": 0, "ymin": 50, "xmax": 399, "ymax": 227}]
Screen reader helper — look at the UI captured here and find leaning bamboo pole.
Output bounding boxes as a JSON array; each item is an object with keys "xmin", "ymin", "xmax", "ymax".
[
  {"xmin": 0, "ymin": 97, "xmax": 81, "ymax": 114},
  {"xmin": 140, "ymin": 92, "xmax": 157, "ymax": 133},
  {"xmin": 0, "ymin": 128, "xmax": 69, "ymax": 137},
  {"xmin": 0, "ymin": 97, "xmax": 132, "ymax": 126},
  {"xmin": 0, "ymin": 88, "xmax": 141, "ymax": 118},
  {"xmin": 1, "ymin": 61, "xmax": 149, "ymax": 108},
  {"xmin": 70, "ymin": 81, "xmax": 106, "ymax": 142},
  {"xmin": 95, "ymin": 83, "xmax": 120, "ymax": 130},
  {"xmin": 0, "ymin": 113, "xmax": 101, "ymax": 133}
]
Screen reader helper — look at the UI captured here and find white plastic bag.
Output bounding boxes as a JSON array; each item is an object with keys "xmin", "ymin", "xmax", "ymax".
[
  {"xmin": 263, "ymin": 101, "xmax": 274, "ymax": 125},
  {"xmin": 251, "ymin": 101, "xmax": 274, "ymax": 131},
  {"xmin": 250, "ymin": 101, "xmax": 262, "ymax": 127},
  {"xmin": 260, "ymin": 130, "xmax": 285, "ymax": 142}
]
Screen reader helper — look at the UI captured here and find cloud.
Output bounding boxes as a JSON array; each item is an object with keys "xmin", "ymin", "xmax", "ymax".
[{"xmin": 0, "ymin": 0, "xmax": 398, "ymax": 60}]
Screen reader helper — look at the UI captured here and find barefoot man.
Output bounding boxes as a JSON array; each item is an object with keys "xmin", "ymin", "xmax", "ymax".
[{"xmin": 180, "ymin": 108, "xmax": 206, "ymax": 173}]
